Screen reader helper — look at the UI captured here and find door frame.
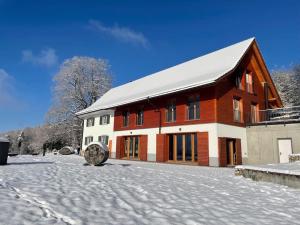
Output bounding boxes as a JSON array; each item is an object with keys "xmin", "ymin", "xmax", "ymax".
[
  {"xmin": 277, "ymin": 138, "xmax": 293, "ymax": 163},
  {"xmin": 123, "ymin": 136, "xmax": 140, "ymax": 160},
  {"xmin": 226, "ymin": 139, "xmax": 237, "ymax": 166},
  {"xmin": 167, "ymin": 133, "xmax": 197, "ymax": 163}
]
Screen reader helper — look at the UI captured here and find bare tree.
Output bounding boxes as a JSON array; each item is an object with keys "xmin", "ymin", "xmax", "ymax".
[
  {"xmin": 271, "ymin": 65, "xmax": 300, "ymax": 107},
  {"xmin": 46, "ymin": 56, "xmax": 112, "ymax": 147}
]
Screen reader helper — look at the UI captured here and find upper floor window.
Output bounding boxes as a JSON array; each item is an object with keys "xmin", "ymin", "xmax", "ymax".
[
  {"xmin": 246, "ymin": 72, "xmax": 254, "ymax": 93},
  {"xmin": 98, "ymin": 135, "xmax": 109, "ymax": 145},
  {"xmin": 166, "ymin": 100, "xmax": 176, "ymax": 122},
  {"xmin": 136, "ymin": 109, "xmax": 144, "ymax": 126},
  {"xmin": 85, "ymin": 136, "xmax": 93, "ymax": 145},
  {"xmin": 235, "ymin": 73, "xmax": 243, "ymax": 90},
  {"xmin": 187, "ymin": 95, "xmax": 200, "ymax": 120},
  {"xmin": 122, "ymin": 111, "xmax": 129, "ymax": 127},
  {"xmin": 86, "ymin": 118, "xmax": 94, "ymax": 127},
  {"xmin": 233, "ymin": 98, "xmax": 242, "ymax": 122},
  {"xmin": 251, "ymin": 103, "xmax": 259, "ymax": 123},
  {"xmin": 100, "ymin": 115, "xmax": 110, "ymax": 125}
]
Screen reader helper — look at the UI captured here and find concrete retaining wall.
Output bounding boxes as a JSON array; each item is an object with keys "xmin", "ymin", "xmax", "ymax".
[
  {"xmin": 246, "ymin": 123, "xmax": 300, "ymax": 165},
  {"xmin": 237, "ymin": 168, "xmax": 300, "ymax": 189}
]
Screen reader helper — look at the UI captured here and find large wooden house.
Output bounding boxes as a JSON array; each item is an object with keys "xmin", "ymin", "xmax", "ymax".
[{"xmin": 76, "ymin": 38, "xmax": 283, "ymax": 167}]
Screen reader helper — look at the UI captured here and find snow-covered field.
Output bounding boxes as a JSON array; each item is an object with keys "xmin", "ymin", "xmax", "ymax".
[{"xmin": 1, "ymin": 155, "xmax": 300, "ymax": 225}]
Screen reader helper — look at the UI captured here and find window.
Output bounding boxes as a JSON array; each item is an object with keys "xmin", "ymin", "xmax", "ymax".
[
  {"xmin": 166, "ymin": 100, "xmax": 176, "ymax": 122},
  {"xmin": 86, "ymin": 118, "xmax": 94, "ymax": 127},
  {"xmin": 251, "ymin": 103, "xmax": 259, "ymax": 123},
  {"xmin": 187, "ymin": 96, "xmax": 200, "ymax": 120},
  {"xmin": 98, "ymin": 135, "xmax": 109, "ymax": 145},
  {"xmin": 85, "ymin": 136, "xmax": 93, "ymax": 145},
  {"xmin": 100, "ymin": 115, "xmax": 110, "ymax": 125},
  {"xmin": 122, "ymin": 111, "xmax": 129, "ymax": 127},
  {"xmin": 136, "ymin": 109, "xmax": 144, "ymax": 126},
  {"xmin": 233, "ymin": 98, "xmax": 242, "ymax": 122},
  {"xmin": 246, "ymin": 72, "xmax": 254, "ymax": 93}
]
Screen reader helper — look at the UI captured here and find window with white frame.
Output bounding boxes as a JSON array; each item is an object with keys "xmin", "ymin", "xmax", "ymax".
[
  {"xmin": 166, "ymin": 100, "xmax": 176, "ymax": 122},
  {"xmin": 187, "ymin": 95, "xmax": 200, "ymax": 120},
  {"xmin": 100, "ymin": 115, "xmax": 110, "ymax": 125},
  {"xmin": 233, "ymin": 98, "xmax": 242, "ymax": 122},
  {"xmin": 98, "ymin": 135, "xmax": 109, "ymax": 145},
  {"xmin": 86, "ymin": 118, "xmax": 95, "ymax": 127},
  {"xmin": 85, "ymin": 136, "xmax": 93, "ymax": 145}
]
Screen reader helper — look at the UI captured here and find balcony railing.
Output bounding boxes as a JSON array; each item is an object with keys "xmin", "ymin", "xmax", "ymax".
[{"xmin": 247, "ymin": 106, "xmax": 300, "ymax": 125}]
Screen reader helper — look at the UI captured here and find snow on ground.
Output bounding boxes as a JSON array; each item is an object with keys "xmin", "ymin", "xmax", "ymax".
[{"xmin": 1, "ymin": 155, "xmax": 300, "ymax": 225}]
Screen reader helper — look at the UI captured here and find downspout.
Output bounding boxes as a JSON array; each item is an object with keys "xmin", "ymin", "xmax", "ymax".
[{"xmin": 147, "ymin": 97, "xmax": 162, "ymax": 134}]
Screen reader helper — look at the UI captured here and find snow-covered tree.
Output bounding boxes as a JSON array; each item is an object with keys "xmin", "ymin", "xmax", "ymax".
[
  {"xmin": 271, "ymin": 65, "xmax": 300, "ymax": 107},
  {"xmin": 47, "ymin": 56, "xmax": 112, "ymax": 147}
]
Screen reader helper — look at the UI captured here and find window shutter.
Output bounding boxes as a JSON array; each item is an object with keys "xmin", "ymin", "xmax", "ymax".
[
  {"xmin": 107, "ymin": 115, "xmax": 110, "ymax": 124},
  {"xmin": 100, "ymin": 116, "xmax": 103, "ymax": 125},
  {"xmin": 85, "ymin": 137, "xmax": 87, "ymax": 145}
]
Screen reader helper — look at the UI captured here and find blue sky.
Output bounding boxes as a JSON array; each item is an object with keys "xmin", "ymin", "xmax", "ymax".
[{"xmin": 0, "ymin": 0, "xmax": 299, "ymax": 132}]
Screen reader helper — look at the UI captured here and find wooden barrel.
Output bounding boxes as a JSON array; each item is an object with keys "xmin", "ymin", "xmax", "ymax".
[{"xmin": 84, "ymin": 142, "xmax": 109, "ymax": 166}]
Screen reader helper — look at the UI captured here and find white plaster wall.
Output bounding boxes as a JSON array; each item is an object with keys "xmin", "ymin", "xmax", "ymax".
[
  {"xmin": 112, "ymin": 123, "xmax": 219, "ymax": 160},
  {"xmin": 82, "ymin": 112, "xmax": 114, "ymax": 150},
  {"xmin": 216, "ymin": 124, "xmax": 248, "ymax": 159}
]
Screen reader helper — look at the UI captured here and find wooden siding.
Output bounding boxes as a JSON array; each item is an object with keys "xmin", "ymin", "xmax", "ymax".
[
  {"xmin": 218, "ymin": 137, "xmax": 227, "ymax": 167},
  {"xmin": 197, "ymin": 132, "xmax": 209, "ymax": 166},
  {"xmin": 156, "ymin": 134, "xmax": 168, "ymax": 162},
  {"xmin": 114, "ymin": 86, "xmax": 217, "ymax": 131},
  {"xmin": 139, "ymin": 135, "xmax": 148, "ymax": 161}
]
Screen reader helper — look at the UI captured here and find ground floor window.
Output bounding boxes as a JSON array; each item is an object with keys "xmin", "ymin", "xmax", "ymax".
[
  {"xmin": 85, "ymin": 136, "xmax": 93, "ymax": 145},
  {"xmin": 168, "ymin": 133, "xmax": 197, "ymax": 162},
  {"xmin": 98, "ymin": 135, "xmax": 109, "ymax": 145},
  {"xmin": 123, "ymin": 136, "xmax": 140, "ymax": 160}
]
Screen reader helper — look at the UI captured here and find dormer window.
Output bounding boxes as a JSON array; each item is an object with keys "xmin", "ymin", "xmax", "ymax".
[
  {"xmin": 86, "ymin": 118, "xmax": 94, "ymax": 127},
  {"xmin": 100, "ymin": 115, "xmax": 110, "ymax": 125}
]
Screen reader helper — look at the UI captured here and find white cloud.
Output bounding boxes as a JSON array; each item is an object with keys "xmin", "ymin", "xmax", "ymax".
[
  {"xmin": 22, "ymin": 48, "xmax": 58, "ymax": 67},
  {"xmin": 0, "ymin": 69, "xmax": 26, "ymax": 110},
  {"xmin": 0, "ymin": 69, "xmax": 15, "ymax": 105},
  {"xmin": 88, "ymin": 20, "xmax": 149, "ymax": 48}
]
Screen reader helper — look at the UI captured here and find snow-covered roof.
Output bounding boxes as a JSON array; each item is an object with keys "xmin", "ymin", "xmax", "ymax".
[{"xmin": 77, "ymin": 37, "xmax": 255, "ymax": 116}]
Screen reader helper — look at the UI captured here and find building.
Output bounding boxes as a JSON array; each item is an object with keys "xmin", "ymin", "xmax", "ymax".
[{"xmin": 76, "ymin": 37, "xmax": 295, "ymax": 167}]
